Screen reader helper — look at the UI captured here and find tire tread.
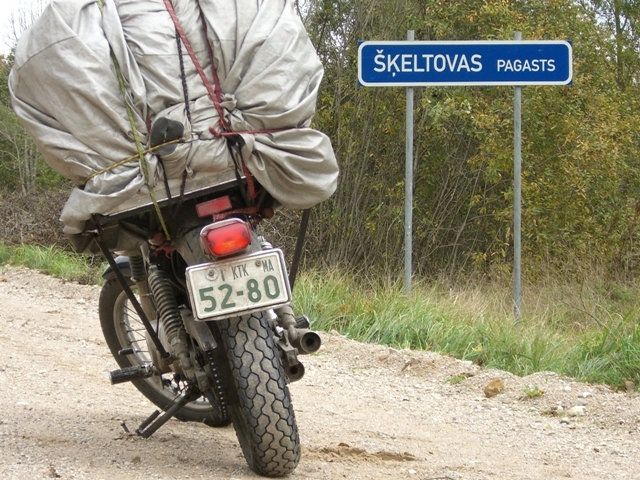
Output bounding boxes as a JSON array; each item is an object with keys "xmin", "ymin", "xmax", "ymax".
[{"xmin": 220, "ymin": 313, "xmax": 300, "ymax": 477}]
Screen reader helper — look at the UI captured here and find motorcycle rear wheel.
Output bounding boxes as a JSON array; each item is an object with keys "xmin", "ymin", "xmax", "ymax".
[
  {"xmin": 99, "ymin": 278, "xmax": 229, "ymax": 427},
  {"xmin": 214, "ymin": 313, "xmax": 300, "ymax": 477}
]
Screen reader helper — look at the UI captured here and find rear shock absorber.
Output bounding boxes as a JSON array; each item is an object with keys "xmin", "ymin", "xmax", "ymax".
[
  {"xmin": 130, "ymin": 255, "xmax": 156, "ymax": 322},
  {"xmin": 147, "ymin": 267, "xmax": 189, "ymax": 367},
  {"xmin": 129, "ymin": 255, "xmax": 146, "ymax": 282}
]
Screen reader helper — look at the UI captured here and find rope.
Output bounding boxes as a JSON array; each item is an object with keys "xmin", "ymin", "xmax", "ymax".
[
  {"xmin": 163, "ymin": 0, "xmax": 267, "ymax": 205},
  {"xmin": 175, "ymin": 26, "xmax": 192, "ymax": 125},
  {"xmin": 162, "ymin": 0, "xmax": 229, "ymax": 135},
  {"xmin": 97, "ymin": 0, "xmax": 172, "ymax": 240},
  {"xmin": 84, "ymin": 138, "xmax": 183, "ymax": 182},
  {"xmin": 209, "ymin": 125, "xmax": 302, "ymax": 138},
  {"xmin": 194, "ymin": 0, "xmax": 225, "ymax": 107},
  {"xmin": 164, "ymin": 0, "xmax": 297, "ymax": 141}
]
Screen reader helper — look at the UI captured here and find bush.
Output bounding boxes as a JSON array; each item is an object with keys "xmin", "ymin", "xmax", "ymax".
[{"xmin": 0, "ymin": 187, "xmax": 70, "ymax": 247}]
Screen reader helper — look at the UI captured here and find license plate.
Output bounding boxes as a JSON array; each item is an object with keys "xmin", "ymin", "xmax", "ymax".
[{"xmin": 186, "ymin": 249, "xmax": 291, "ymax": 321}]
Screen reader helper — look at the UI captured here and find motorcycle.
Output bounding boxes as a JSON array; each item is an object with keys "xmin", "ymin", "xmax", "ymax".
[
  {"xmin": 10, "ymin": 1, "xmax": 338, "ymax": 476},
  {"xmin": 77, "ymin": 165, "xmax": 320, "ymax": 477}
]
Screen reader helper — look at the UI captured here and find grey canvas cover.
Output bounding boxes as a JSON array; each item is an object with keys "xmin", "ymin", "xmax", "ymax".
[{"xmin": 9, "ymin": 0, "xmax": 338, "ymax": 234}]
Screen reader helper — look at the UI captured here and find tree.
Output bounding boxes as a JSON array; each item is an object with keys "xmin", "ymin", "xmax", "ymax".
[
  {"xmin": 0, "ymin": 1, "xmax": 60, "ymax": 196},
  {"xmin": 0, "ymin": 53, "xmax": 41, "ymax": 195},
  {"xmin": 2, "ymin": 0, "xmax": 49, "ymax": 53},
  {"xmin": 301, "ymin": 0, "xmax": 640, "ymax": 278},
  {"xmin": 580, "ymin": 0, "xmax": 640, "ymax": 89}
]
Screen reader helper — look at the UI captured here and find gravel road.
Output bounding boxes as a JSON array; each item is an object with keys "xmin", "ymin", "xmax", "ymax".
[{"xmin": 1, "ymin": 265, "xmax": 639, "ymax": 480}]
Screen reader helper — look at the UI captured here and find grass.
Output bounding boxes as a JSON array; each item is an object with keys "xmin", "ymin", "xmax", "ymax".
[
  {"xmin": 448, "ymin": 373, "xmax": 471, "ymax": 384},
  {"xmin": 523, "ymin": 384, "xmax": 545, "ymax": 398},
  {"xmin": 292, "ymin": 269, "xmax": 640, "ymax": 390},
  {"xmin": 0, "ymin": 243, "xmax": 104, "ymax": 285},
  {"xmin": 1, "ymin": 244, "xmax": 638, "ymax": 390}
]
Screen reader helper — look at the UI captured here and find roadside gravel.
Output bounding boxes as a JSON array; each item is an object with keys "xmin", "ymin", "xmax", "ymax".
[{"xmin": 1, "ymin": 265, "xmax": 639, "ymax": 479}]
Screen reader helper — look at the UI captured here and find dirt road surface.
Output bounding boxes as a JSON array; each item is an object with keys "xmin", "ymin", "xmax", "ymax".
[{"xmin": 1, "ymin": 265, "xmax": 639, "ymax": 480}]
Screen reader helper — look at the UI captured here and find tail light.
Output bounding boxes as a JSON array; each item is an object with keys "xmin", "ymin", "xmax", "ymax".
[{"xmin": 200, "ymin": 219, "xmax": 252, "ymax": 257}]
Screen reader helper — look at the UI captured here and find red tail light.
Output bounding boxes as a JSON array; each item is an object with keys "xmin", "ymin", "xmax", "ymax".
[{"xmin": 200, "ymin": 219, "xmax": 252, "ymax": 257}]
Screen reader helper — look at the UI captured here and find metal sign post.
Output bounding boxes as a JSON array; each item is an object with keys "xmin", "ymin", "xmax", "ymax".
[
  {"xmin": 358, "ymin": 36, "xmax": 572, "ymax": 307},
  {"xmin": 404, "ymin": 30, "xmax": 415, "ymax": 294},
  {"xmin": 513, "ymin": 32, "xmax": 523, "ymax": 321}
]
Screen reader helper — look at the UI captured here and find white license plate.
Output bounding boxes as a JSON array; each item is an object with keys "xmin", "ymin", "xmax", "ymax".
[{"xmin": 186, "ymin": 250, "xmax": 291, "ymax": 321}]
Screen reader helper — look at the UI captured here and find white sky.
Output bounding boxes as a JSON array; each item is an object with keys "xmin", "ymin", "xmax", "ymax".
[{"xmin": 1, "ymin": 0, "xmax": 45, "ymax": 55}]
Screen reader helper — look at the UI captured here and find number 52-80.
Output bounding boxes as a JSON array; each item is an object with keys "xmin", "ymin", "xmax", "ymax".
[{"xmin": 198, "ymin": 275, "xmax": 281, "ymax": 312}]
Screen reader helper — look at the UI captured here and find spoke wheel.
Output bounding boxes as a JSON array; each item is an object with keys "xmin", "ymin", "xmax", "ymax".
[{"xmin": 99, "ymin": 278, "xmax": 229, "ymax": 426}]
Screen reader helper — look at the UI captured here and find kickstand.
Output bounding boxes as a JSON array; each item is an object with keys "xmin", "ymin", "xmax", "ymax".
[{"xmin": 136, "ymin": 388, "xmax": 200, "ymax": 438}]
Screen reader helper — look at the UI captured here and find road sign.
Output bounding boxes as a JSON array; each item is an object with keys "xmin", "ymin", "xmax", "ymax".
[{"xmin": 358, "ymin": 40, "xmax": 572, "ymax": 87}]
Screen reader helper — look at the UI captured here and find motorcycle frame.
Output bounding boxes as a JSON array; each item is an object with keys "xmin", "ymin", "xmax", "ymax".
[{"xmin": 93, "ymin": 227, "xmax": 170, "ymax": 359}]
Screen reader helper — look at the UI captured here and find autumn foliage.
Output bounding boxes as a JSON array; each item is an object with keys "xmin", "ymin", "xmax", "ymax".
[{"xmin": 3, "ymin": 0, "xmax": 640, "ymax": 280}]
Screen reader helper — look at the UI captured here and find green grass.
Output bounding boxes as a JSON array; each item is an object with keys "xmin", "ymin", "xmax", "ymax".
[
  {"xmin": 292, "ymin": 269, "xmax": 640, "ymax": 390},
  {"xmin": 523, "ymin": 384, "xmax": 545, "ymax": 398},
  {"xmin": 2, "ymin": 244, "xmax": 638, "ymax": 390},
  {"xmin": 0, "ymin": 243, "xmax": 104, "ymax": 285}
]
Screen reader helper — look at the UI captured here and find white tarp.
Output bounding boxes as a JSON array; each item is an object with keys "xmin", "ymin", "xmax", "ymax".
[{"xmin": 9, "ymin": 0, "xmax": 338, "ymax": 233}]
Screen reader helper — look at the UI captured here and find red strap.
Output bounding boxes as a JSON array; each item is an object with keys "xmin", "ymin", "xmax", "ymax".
[
  {"xmin": 162, "ymin": 0, "xmax": 298, "ymax": 205},
  {"xmin": 209, "ymin": 126, "xmax": 301, "ymax": 138},
  {"xmin": 241, "ymin": 163, "xmax": 257, "ymax": 199},
  {"xmin": 162, "ymin": 0, "xmax": 229, "ymax": 133}
]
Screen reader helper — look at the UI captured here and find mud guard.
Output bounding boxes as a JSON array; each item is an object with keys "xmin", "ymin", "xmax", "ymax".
[{"xmin": 102, "ymin": 256, "xmax": 131, "ymax": 280}]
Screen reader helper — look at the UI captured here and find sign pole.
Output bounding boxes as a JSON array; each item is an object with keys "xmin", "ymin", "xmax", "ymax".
[
  {"xmin": 357, "ymin": 37, "xmax": 571, "ymax": 299},
  {"xmin": 404, "ymin": 29, "xmax": 414, "ymax": 294},
  {"xmin": 513, "ymin": 32, "xmax": 522, "ymax": 321}
]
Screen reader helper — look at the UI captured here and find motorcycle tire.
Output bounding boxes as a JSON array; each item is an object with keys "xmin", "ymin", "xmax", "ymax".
[
  {"xmin": 99, "ymin": 277, "xmax": 230, "ymax": 427},
  {"xmin": 214, "ymin": 312, "xmax": 300, "ymax": 477}
]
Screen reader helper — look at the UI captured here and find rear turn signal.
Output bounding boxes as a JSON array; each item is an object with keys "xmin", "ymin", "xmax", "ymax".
[{"xmin": 200, "ymin": 219, "xmax": 252, "ymax": 257}]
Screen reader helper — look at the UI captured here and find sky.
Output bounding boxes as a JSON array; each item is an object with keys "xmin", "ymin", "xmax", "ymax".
[{"xmin": 1, "ymin": 0, "xmax": 44, "ymax": 55}]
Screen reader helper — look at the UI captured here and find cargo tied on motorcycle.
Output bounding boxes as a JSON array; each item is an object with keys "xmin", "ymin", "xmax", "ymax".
[
  {"xmin": 9, "ymin": 0, "xmax": 339, "ymax": 234},
  {"xmin": 9, "ymin": 0, "xmax": 336, "ymax": 477}
]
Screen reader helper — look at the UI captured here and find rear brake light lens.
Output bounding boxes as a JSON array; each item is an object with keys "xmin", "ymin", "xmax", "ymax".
[
  {"xmin": 200, "ymin": 219, "xmax": 251, "ymax": 257},
  {"xmin": 196, "ymin": 195, "xmax": 232, "ymax": 218}
]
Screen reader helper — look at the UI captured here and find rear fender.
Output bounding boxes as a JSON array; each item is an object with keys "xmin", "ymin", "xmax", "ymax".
[{"xmin": 102, "ymin": 256, "xmax": 131, "ymax": 280}]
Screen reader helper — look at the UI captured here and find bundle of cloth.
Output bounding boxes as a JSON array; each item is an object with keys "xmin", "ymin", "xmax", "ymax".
[{"xmin": 9, "ymin": 0, "xmax": 338, "ymax": 233}]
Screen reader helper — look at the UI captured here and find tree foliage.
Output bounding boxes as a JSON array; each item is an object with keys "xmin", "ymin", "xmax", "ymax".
[
  {"xmin": 3, "ymin": 0, "xmax": 640, "ymax": 281},
  {"xmin": 0, "ymin": 1, "xmax": 63, "ymax": 196},
  {"xmin": 0, "ymin": 54, "xmax": 63, "ymax": 195},
  {"xmin": 299, "ymin": 0, "xmax": 640, "ymax": 279}
]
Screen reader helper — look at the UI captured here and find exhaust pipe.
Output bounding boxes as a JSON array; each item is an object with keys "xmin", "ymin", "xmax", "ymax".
[
  {"xmin": 290, "ymin": 329, "xmax": 321, "ymax": 354},
  {"xmin": 285, "ymin": 362, "xmax": 305, "ymax": 382}
]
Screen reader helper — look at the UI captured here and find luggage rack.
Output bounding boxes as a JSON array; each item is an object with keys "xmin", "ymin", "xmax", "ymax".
[
  {"xmin": 69, "ymin": 168, "xmax": 244, "ymax": 254},
  {"xmin": 99, "ymin": 168, "xmax": 241, "ymax": 224}
]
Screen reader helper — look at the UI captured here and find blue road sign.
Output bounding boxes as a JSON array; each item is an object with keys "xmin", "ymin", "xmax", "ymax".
[{"xmin": 358, "ymin": 40, "xmax": 572, "ymax": 86}]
